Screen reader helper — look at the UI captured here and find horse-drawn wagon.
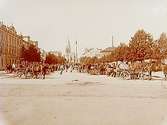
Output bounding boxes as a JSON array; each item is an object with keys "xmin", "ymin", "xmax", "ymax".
[
  {"xmin": 114, "ymin": 60, "xmax": 166, "ymax": 80},
  {"xmin": 107, "ymin": 61, "xmax": 145, "ymax": 80}
]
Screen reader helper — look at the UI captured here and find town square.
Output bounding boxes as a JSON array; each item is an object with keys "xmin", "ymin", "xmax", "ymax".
[{"xmin": 1, "ymin": 0, "xmax": 167, "ymax": 125}]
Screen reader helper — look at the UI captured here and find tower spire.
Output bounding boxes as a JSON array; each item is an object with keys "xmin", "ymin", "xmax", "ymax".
[{"xmin": 65, "ymin": 38, "xmax": 71, "ymax": 63}]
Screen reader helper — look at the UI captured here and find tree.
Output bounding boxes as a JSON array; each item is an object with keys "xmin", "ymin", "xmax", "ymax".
[
  {"xmin": 80, "ymin": 56, "xmax": 99, "ymax": 65},
  {"xmin": 45, "ymin": 53, "xmax": 58, "ymax": 64},
  {"xmin": 57, "ymin": 56, "xmax": 66, "ymax": 64},
  {"xmin": 128, "ymin": 30, "xmax": 154, "ymax": 61},
  {"xmin": 21, "ymin": 44, "xmax": 41, "ymax": 62},
  {"xmin": 114, "ymin": 43, "xmax": 129, "ymax": 62},
  {"xmin": 157, "ymin": 33, "xmax": 167, "ymax": 59},
  {"xmin": 45, "ymin": 53, "xmax": 65, "ymax": 65},
  {"xmin": 150, "ymin": 41, "xmax": 160, "ymax": 60}
]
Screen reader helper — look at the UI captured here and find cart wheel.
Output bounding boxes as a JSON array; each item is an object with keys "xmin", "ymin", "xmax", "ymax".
[{"xmin": 120, "ymin": 71, "xmax": 130, "ymax": 80}]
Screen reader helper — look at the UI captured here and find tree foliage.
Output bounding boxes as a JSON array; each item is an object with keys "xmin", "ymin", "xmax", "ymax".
[
  {"xmin": 45, "ymin": 53, "xmax": 65, "ymax": 64},
  {"xmin": 80, "ymin": 30, "xmax": 167, "ymax": 64},
  {"xmin": 157, "ymin": 33, "xmax": 167, "ymax": 59},
  {"xmin": 128, "ymin": 30, "xmax": 154, "ymax": 61},
  {"xmin": 80, "ymin": 56, "xmax": 99, "ymax": 65},
  {"xmin": 21, "ymin": 44, "xmax": 41, "ymax": 62}
]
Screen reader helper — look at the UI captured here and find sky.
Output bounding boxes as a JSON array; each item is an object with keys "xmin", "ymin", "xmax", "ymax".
[{"xmin": 0, "ymin": 0, "xmax": 167, "ymax": 56}]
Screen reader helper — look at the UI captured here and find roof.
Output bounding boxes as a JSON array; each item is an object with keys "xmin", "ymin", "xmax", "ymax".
[{"xmin": 100, "ymin": 47, "xmax": 115, "ymax": 53}]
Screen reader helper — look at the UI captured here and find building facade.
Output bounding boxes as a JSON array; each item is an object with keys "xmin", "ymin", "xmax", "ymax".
[
  {"xmin": 100, "ymin": 47, "xmax": 115, "ymax": 56},
  {"xmin": 23, "ymin": 36, "xmax": 38, "ymax": 48},
  {"xmin": 0, "ymin": 22, "xmax": 38, "ymax": 70},
  {"xmin": 82, "ymin": 48, "xmax": 103, "ymax": 58},
  {"xmin": 0, "ymin": 23, "xmax": 23, "ymax": 70}
]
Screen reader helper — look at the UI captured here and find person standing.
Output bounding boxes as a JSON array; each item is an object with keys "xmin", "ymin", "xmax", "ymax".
[
  {"xmin": 42, "ymin": 64, "xmax": 47, "ymax": 79},
  {"xmin": 60, "ymin": 65, "xmax": 64, "ymax": 75},
  {"xmin": 12, "ymin": 63, "xmax": 16, "ymax": 72}
]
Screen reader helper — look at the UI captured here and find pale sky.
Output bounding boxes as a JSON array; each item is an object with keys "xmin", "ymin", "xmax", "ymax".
[{"xmin": 0, "ymin": 0, "xmax": 167, "ymax": 56}]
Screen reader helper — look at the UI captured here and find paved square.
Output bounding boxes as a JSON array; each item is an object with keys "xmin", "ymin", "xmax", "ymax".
[{"xmin": 0, "ymin": 72, "xmax": 167, "ymax": 125}]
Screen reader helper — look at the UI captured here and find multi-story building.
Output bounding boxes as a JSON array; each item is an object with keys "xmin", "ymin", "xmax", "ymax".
[
  {"xmin": 0, "ymin": 22, "xmax": 39, "ymax": 70},
  {"xmin": 0, "ymin": 22, "xmax": 22, "ymax": 70},
  {"xmin": 23, "ymin": 36, "xmax": 38, "ymax": 48},
  {"xmin": 100, "ymin": 47, "xmax": 115, "ymax": 56},
  {"xmin": 40, "ymin": 49, "xmax": 47, "ymax": 61},
  {"xmin": 82, "ymin": 48, "xmax": 103, "ymax": 58}
]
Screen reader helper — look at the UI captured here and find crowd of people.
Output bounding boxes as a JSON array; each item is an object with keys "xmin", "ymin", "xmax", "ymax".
[
  {"xmin": 5, "ymin": 62, "xmax": 63, "ymax": 79},
  {"xmin": 79, "ymin": 61, "xmax": 167, "ymax": 80},
  {"xmin": 4, "ymin": 60, "xmax": 167, "ymax": 80},
  {"xmin": 4, "ymin": 62, "xmax": 84, "ymax": 79}
]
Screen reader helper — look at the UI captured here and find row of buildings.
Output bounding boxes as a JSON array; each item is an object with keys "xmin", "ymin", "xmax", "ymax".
[
  {"xmin": 81, "ymin": 47, "xmax": 115, "ymax": 58},
  {"xmin": 81, "ymin": 36, "xmax": 115, "ymax": 58},
  {"xmin": 0, "ymin": 21, "xmax": 39, "ymax": 70},
  {"xmin": 65, "ymin": 40, "xmax": 115, "ymax": 63},
  {"xmin": 0, "ymin": 20, "xmax": 115, "ymax": 70}
]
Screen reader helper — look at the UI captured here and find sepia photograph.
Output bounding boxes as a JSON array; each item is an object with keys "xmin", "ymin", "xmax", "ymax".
[{"xmin": 0, "ymin": 0, "xmax": 167, "ymax": 125}]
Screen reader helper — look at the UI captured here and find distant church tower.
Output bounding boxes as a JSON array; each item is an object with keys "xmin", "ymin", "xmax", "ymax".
[{"xmin": 65, "ymin": 40, "xmax": 72, "ymax": 63}]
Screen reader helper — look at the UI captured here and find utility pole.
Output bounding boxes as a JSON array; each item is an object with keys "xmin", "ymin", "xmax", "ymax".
[
  {"xmin": 68, "ymin": 40, "xmax": 71, "ymax": 63},
  {"xmin": 112, "ymin": 36, "xmax": 114, "ymax": 48},
  {"xmin": 75, "ymin": 41, "xmax": 78, "ymax": 63}
]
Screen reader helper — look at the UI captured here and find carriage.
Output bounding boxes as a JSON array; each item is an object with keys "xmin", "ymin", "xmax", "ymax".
[
  {"xmin": 111, "ymin": 60, "xmax": 167, "ymax": 80},
  {"xmin": 107, "ymin": 61, "xmax": 146, "ymax": 80}
]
